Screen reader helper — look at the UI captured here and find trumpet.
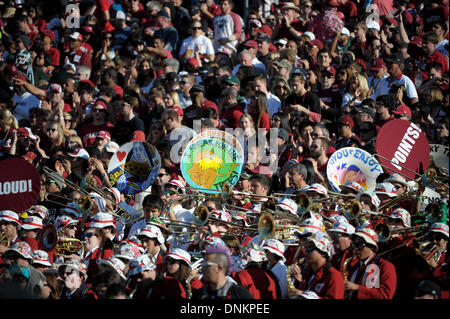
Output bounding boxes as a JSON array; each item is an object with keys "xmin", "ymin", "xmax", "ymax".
[
  {"xmin": 55, "ymin": 238, "xmax": 85, "ymax": 257},
  {"xmin": 374, "ymin": 223, "xmax": 428, "ymax": 243}
]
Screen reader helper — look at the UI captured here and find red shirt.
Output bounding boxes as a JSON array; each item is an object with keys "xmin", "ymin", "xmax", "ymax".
[
  {"xmin": 346, "ymin": 254, "xmax": 397, "ymax": 299},
  {"xmin": 233, "ymin": 267, "xmax": 279, "ymax": 299},
  {"xmin": 220, "ymin": 104, "xmax": 244, "ymax": 128},
  {"xmin": 46, "ymin": 47, "xmax": 60, "ymax": 67},
  {"xmin": 79, "ymin": 122, "xmax": 114, "ymax": 146},
  {"xmin": 415, "ymin": 50, "xmax": 449, "ymax": 82},
  {"xmin": 298, "ymin": 263, "xmax": 345, "ymax": 299}
]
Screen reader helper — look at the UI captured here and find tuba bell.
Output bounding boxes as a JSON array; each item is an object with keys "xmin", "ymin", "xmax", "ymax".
[{"xmin": 39, "ymin": 224, "xmax": 58, "ymax": 252}]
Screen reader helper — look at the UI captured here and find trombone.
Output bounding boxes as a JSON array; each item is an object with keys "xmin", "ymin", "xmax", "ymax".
[
  {"xmin": 44, "ymin": 193, "xmax": 93, "ymax": 215},
  {"xmin": 257, "ymin": 211, "xmax": 302, "ymax": 244},
  {"xmin": 374, "ymin": 223, "xmax": 428, "ymax": 243}
]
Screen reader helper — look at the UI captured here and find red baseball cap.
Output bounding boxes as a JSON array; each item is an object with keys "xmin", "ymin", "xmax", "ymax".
[
  {"xmin": 131, "ymin": 130, "xmax": 146, "ymax": 142},
  {"xmin": 242, "ymin": 40, "xmax": 258, "ymax": 50},
  {"xmin": 172, "ymin": 105, "xmax": 184, "ymax": 117},
  {"xmin": 94, "ymin": 99, "xmax": 108, "ymax": 110},
  {"xmin": 96, "ymin": 130, "xmax": 111, "ymax": 141},
  {"xmin": 309, "ymin": 39, "xmax": 323, "ymax": 50},
  {"xmin": 323, "ymin": 66, "xmax": 336, "ymax": 77},
  {"xmin": 42, "ymin": 29, "xmax": 55, "ymax": 41},
  {"xmin": 328, "ymin": 0, "xmax": 339, "ymax": 7},
  {"xmin": 369, "ymin": 58, "xmax": 386, "ymax": 72},
  {"xmin": 392, "ymin": 104, "xmax": 412, "ymax": 118},
  {"xmin": 338, "ymin": 115, "xmax": 354, "ymax": 128}
]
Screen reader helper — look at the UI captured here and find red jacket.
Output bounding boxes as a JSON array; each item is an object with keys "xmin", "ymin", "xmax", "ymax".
[
  {"xmin": 346, "ymin": 254, "xmax": 397, "ymax": 299},
  {"xmin": 84, "ymin": 247, "xmax": 114, "ymax": 283},
  {"xmin": 298, "ymin": 262, "xmax": 345, "ymax": 299},
  {"xmin": 233, "ymin": 266, "xmax": 280, "ymax": 299}
]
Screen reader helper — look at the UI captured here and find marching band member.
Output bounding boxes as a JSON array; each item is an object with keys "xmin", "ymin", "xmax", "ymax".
[
  {"xmin": 194, "ymin": 245, "xmax": 254, "ymax": 299},
  {"xmin": 374, "ymin": 182, "xmax": 399, "ymax": 214},
  {"xmin": 128, "ymin": 254, "xmax": 186, "ymax": 299},
  {"xmin": 136, "ymin": 224, "xmax": 166, "ymax": 272},
  {"xmin": 426, "ymin": 223, "xmax": 448, "ymax": 299},
  {"xmin": 262, "ymin": 238, "xmax": 288, "ymax": 298},
  {"xmin": 162, "ymin": 248, "xmax": 203, "ymax": 298},
  {"xmin": 289, "ymin": 231, "xmax": 345, "ymax": 299},
  {"xmin": 234, "ymin": 247, "xmax": 281, "ymax": 299},
  {"xmin": 344, "ymin": 228, "xmax": 397, "ymax": 299},
  {"xmin": 328, "ymin": 221, "xmax": 356, "ymax": 273},
  {"xmin": 163, "ymin": 179, "xmax": 193, "ymax": 224},
  {"xmin": 19, "ymin": 216, "xmax": 43, "ymax": 251},
  {"xmin": 353, "ymin": 192, "xmax": 381, "ymax": 229},
  {"xmin": 81, "ymin": 226, "xmax": 114, "ymax": 284},
  {"xmin": 0, "ymin": 211, "xmax": 22, "ymax": 257},
  {"xmin": 86, "ymin": 256, "xmax": 128, "ymax": 299},
  {"xmin": 128, "ymin": 194, "xmax": 164, "ymax": 239},
  {"xmin": 58, "ymin": 260, "xmax": 90, "ymax": 299}
]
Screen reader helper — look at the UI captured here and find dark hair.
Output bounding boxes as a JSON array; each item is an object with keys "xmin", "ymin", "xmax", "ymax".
[
  {"xmin": 142, "ymin": 194, "xmax": 163, "ymax": 210},
  {"xmin": 273, "ymin": 112, "xmax": 292, "ymax": 133},
  {"xmin": 300, "ymin": 160, "xmax": 316, "ymax": 185},
  {"xmin": 105, "ymin": 283, "xmax": 129, "ymax": 299},
  {"xmin": 433, "ymin": 19, "xmax": 448, "ymax": 34},
  {"xmin": 250, "ymin": 174, "xmax": 272, "ymax": 193}
]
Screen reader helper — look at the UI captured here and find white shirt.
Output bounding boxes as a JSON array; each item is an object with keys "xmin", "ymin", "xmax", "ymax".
[
  {"xmin": 213, "ymin": 14, "xmax": 236, "ymax": 49},
  {"xmin": 435, "ymin": 39, "xmax": 449, "ymax": 58},
  {"xmin": 12, "ymin": 92, "xmax": 41, "ymax": 122},
  {"xmin": 179, "ymin": 35, "xmax": 215, "ymax": 59},
  {"xmin": 271, "ymin": 261, "xmax": 288, "ymax": 298},
  {"xmin": 374, "ymin": 74, "xmax": 418, "ymax": 100}
]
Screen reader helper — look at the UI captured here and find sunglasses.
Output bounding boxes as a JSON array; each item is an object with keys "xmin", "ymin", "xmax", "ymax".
[
  {"xmin": 82, "ymin": 232, "xmax": 96, "ymax": 240},
  {"xmin": 158, "ymin": 173, "xmax": 169, "ymax": 177},
  {"xmin": 353, "ymin": 241, "xmax": 367, "ymax": 250},
  {"xmin": 201, "ymin": 261, "xmax": 219, "ymax": 270},
  {"xmin": 192, "ymin": 27, "xmax": 202, "ymax": 30},
  {"xmin": 64, "ymin": 118, "xmax": 72, "ymax": 122},
  {"xmin": 46, "ymin": 128, "xmax": 57, "ymax": 133},
  {"xmin": 92, "ymin": 108, "xmax": 106, "ymax": 113},
  {"xmin": 165, "ymin": 190, "xmax": 177, "ymax": 196}
]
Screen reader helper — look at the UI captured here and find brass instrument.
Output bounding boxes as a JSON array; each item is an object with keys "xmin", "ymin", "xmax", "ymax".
[
  {"xmin": 192, "ymin": 205, "xmax": 210, "ymax": 227},
  {"xmin": 342, "ymin": 256, "xmax": 353, "ymax": 299},
  {"xmin": 343, "ymin": 199, "xmax": 363, "ymax": 220},
  {"xmin": 378, "ymin": 191, "xmax": 414, "ymax": 212},
  {"xmin": 286, "ymin": 258, "xmax": 305, "ymax": 297},
  {"xmin": 55, "ymin": 238, "xmax": 84, "ymax": 257},
  {"xmin": 257, "ymin": 212, "xmax": 301, "ymax": 243},
  {"xmin": 0, "ymin": 231, "xmax": 10, "ymax": 250},
  {"xmin": 374, "ymin": 223, "xmax": 428, "ymax": 243}
]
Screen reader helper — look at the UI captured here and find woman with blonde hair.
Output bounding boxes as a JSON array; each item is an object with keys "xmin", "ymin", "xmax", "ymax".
[
  {"xmin": 0, "ymin": 108, "xmax": 19, "ymax": 156},
  {"xmin": 41, "ymin": 120, "xmax": 65, "ymax": 156},
  {"xmin": 341, "ymin": 73, "xmax": 369, "ymax": 111},
  {"xmin": 147, "ymin": 120, "xmax": 167, "ymax": 146}
]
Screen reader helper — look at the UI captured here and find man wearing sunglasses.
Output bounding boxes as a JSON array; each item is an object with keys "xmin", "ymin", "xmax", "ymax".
[
  {"xmin": 289, "ymin": 232, "xmax": 345, "ymax": 299},
  {"xmin": 194, "ymin": 244, "xmax": 253, "ymax": 299},
  {"xmin": 58, "ymin": 260, "xmax": 90, "ymax": 299},
  {"xmin": 344, "ymin": 228, "xmax": 397, "ymax": 299}
]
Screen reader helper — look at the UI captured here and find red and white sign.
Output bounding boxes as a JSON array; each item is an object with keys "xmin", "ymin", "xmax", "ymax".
[
  {"xmin": 376, "ymin": 120, "xmax": 430, "ymax": 180},
  {"xmin": 0, "ymin": 158, "xmax": 41, "ymax": 213}
]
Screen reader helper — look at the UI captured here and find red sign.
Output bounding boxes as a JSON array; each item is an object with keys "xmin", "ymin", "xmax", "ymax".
[
  {"xmin": 0, "ymin": 158, "xmax": 41, "ymax": 213},
  {"xmin": 376, "ymin": 120, "xmax": 430, "ymax": 180}
]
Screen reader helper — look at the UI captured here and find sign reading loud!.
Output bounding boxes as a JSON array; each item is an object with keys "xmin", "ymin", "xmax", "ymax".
[
  {"xmin": 0, "ymin": 158, "xmax": 41, "ymax": 213},
  {"xmin": 376, "ymin": 120, "xmax": 430, "ymax": 180}
]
